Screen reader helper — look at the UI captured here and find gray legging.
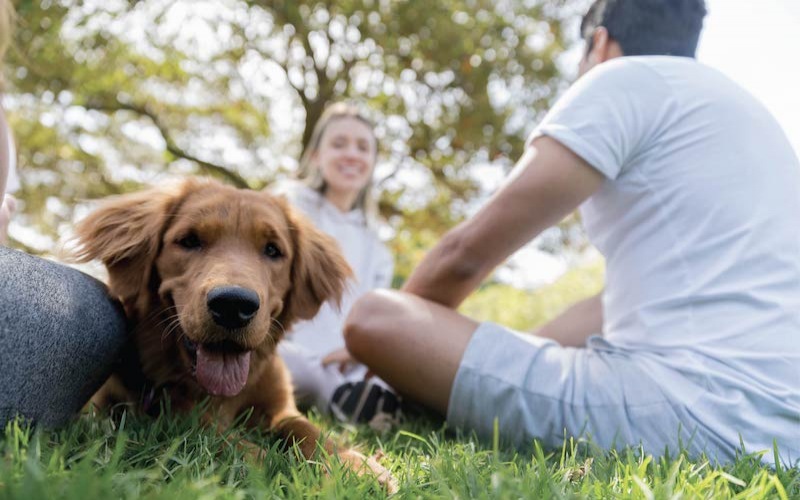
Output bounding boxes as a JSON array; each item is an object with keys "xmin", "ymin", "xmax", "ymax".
[{"xmin": 0, "ymin": 247, "xmax": 127, "ymax": 427}]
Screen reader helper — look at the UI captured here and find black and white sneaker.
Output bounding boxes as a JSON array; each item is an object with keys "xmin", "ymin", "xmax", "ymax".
[{"xmin": 330, "ymin": 380, "xmax": 403, "ymax": 431}]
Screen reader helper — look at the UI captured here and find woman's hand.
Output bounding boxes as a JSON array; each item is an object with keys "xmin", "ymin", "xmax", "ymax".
[
  {"xmin": 322, "ymin": 347, "xmax": 358, "ymax": 374},
  {"xmin": 322, "ymin": 347, "xmax": 377, "ymax": 380}
]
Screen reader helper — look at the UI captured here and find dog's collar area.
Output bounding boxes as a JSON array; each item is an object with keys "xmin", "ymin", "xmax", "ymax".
[
  {"xmin": 139, "ymin": 381, "xmax": 198, "ymax": 416},
  {"xmin": 141, "ymin": 385, "xmax": 158, "ymax": 415}
]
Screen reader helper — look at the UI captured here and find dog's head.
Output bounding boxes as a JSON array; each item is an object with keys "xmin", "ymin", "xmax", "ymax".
[{"xmin": 75, "ymin": 178, "xmax": 351, "ymax": 397}]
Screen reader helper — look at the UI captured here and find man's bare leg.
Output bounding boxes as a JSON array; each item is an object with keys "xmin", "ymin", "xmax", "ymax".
[
  {"xmin": 343, "ymin": 289, "xmax": 479, "ymax": 416},
  {"xmin": 534, "ymin": 292, "xmax": 603, "ymax": 347}
]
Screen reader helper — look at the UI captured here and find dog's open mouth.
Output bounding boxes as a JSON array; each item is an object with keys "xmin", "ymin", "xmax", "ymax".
[{"xmin": 183, "ymin": 338, "xmax": 251, "ymax": 397}]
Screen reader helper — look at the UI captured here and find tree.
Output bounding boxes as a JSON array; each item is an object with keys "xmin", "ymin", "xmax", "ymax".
[{"xmin": 6, "ymin": 0, "xmax": 574, "ymax": 281}]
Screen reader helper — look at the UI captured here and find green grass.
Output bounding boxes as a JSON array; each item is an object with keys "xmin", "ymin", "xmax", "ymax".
[
  {"xmin": 1, "ymin": 409, "xmax": 796, "ymax": 499},
  {"xmin": 3, "ymin": 262, "xmax": 796, "ymax": 498}
]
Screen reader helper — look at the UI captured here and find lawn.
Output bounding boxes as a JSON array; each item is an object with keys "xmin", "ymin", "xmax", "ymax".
[
  {"xmin": 2, "ymin": 263, "xmax": 796, "ymax": 498},
  {"xmin": 1, "ymin": 407, "xmax": 796, "ymax": 499}
]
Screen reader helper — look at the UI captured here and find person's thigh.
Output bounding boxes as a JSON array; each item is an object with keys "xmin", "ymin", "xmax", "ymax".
[
  {"xmin": 344, "ymin": 290, "xmax": 480, "ymax": 415},
  {"xmin": 0, "ymin": 247, "xmax": 127, "ymax": 427}
]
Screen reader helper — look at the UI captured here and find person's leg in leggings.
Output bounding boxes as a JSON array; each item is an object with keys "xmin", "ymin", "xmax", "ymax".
[{"xmin": 0, "ymin": 247, "xmax": 128, "ymax": 427}]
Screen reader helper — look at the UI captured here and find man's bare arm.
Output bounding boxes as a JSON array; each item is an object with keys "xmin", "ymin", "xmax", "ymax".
[{"xmin": 402, "ymin": 136, "xmax": 604, "ymax": 308}]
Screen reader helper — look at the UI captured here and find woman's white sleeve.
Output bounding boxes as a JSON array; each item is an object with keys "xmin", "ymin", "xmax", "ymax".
[{"xmin": 373, "ymin": 242, "xmax": 394, "ymax": 289}]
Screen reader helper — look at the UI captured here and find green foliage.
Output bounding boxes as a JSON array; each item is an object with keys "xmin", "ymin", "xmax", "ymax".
[
  {"xmin": 1, "ymin": 410, "xmax": 796, "ymax": 499},
  {"xmin": 4, "ymin": 0, "xmax": 572, "ymax": 254},
  {"xmin": 460, "ymin": 259, "xmax": 604, "ymax": 331}
]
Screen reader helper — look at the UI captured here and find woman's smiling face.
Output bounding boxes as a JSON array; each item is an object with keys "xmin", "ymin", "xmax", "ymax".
[{"xmin": 313, "ymin": 116, "xmax": 377, "ymax": 205}]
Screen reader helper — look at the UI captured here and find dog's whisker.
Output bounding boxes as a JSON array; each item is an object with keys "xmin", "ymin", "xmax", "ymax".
[
  {"xmin": 131, "ymin": 306, "xmax": 180, "ymax": 339},
  {"xmin": 270, "ymin": 317, "xmax": 286, "ymax": 335},
  {"xmin": 265, "ymin": 318, "xmax": 286, "ymax": 349},
  {"xmin": 161, "ymin": 317, "xmax": 183, "ymax": 345},
  {"xmin": 159, "ymin": 313, "xmax": 181, "ymax": 330},
  {"xmin": 150, "ymin": 310, "xmax": 182, "ymax": 349},
  {"xmin": 157, "ymin": 311, "xmax": 181, "ymax": 332},
  {"xmin": 153, "ymin": 312, "xmax": 181, "ymax": 333}
]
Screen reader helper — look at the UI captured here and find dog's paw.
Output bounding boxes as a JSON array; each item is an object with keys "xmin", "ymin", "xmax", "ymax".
[{"xmin": 338, "ymin": 448, "xmax": 398, "ymax": 494}]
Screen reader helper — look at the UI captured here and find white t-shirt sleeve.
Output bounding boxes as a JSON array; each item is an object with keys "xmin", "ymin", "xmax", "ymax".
[{"xmin": 528, "ymin": 59, "xmax": 671, "ymax": 179}]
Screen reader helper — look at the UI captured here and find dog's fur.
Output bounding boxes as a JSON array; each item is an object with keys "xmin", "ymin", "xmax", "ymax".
[{"xmin": 74, "ymin": 178, "xmax": 394, "ymax": 490}]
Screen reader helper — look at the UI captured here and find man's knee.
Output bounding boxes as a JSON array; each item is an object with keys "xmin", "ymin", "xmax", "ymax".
[{"xmin": 344, "ymin": 289, "xmax": 400, "ymax": 357}]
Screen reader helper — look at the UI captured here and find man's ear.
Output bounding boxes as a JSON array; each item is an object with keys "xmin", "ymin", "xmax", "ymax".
[
  {"xmin": 580, "ymin": 27, "xmax": 623, "ymax": 76},
  {"xmin": 591, "ymin": 27, "xmax": 624, "ymax": 63},
  {"xmin": 279, "ymin": 205, "xmax": 353, "ymax": 329},
  {"xmin": 73, "ymin": 183, "xmax": 188, "ymax": 313}
]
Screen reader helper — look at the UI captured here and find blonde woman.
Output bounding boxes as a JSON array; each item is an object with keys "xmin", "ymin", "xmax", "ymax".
[{"xmin": 275, "ymin": 102, "xmax": 400, "ymax": 424}]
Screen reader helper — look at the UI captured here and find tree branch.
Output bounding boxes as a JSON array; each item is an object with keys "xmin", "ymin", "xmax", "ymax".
[
  {"xmin": 376, "ymin": 156, "xmax": 407, "ymax": 189},
  {"xmin": 85, "ymin": 99, "xmax": 249, "ymax": 188}
]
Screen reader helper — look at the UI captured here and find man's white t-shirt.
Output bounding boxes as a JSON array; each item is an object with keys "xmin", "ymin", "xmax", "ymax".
[{"xmin": 530, "ymin": 56, "xmax": 800, "ymax": 458}]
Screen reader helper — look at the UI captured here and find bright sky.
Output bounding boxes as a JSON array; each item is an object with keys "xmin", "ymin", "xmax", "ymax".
[{"xmin": 698, "ymin": 0, "xmax": 800, "ymax": 157}]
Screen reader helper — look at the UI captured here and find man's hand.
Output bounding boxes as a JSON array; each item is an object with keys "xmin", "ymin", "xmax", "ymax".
[{"xmin": 0, "ymin": 194, "xmax": 16, "ymax": 246}]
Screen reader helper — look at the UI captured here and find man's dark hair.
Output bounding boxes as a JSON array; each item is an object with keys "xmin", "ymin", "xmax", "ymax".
[{"xmin": 581, "ymin": 0, "xmax": 707, "ymax": 58}]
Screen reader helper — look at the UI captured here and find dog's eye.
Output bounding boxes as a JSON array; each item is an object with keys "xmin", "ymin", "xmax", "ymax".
[
  {"xmin": 177, "ymin": 232, "xmax": 203, "ymax": 250},
  {"xmin": 264, "ymin": 242, "xmax": 283, "ymax": 260}
]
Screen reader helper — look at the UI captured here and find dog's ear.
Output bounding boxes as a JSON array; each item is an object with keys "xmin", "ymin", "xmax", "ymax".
[
  {"xmin": 73, "ymin": 183, "xmax": 187, "ymax": 312},
  {"xmin": 281, "ymin": 207, "xmax": 353, "ymax": 326}
]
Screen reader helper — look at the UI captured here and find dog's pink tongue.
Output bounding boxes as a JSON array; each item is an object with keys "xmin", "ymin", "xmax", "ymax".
[{"xmin": 196, "ymin": 346, "xmax": 251, "ymax": 397}]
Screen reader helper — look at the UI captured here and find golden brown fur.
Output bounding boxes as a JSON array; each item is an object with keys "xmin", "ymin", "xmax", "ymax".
[{"xmin": 75, "ymin": 178, "xmax": 395, "ymax": 490}]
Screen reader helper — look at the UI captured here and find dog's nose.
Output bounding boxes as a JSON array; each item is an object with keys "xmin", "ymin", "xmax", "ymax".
[{"xmin": 207, "ymin": 286, "xmax": 260, "ymax": 329}]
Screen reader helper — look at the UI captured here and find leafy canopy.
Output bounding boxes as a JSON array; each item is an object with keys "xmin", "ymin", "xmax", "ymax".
[{"xmin": 7, "ymin": 0, "xmax": 572, "ymax": 280}]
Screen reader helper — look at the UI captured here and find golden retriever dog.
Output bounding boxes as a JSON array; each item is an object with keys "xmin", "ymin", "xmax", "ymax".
[{"xmin": 74, "ymin": 177, "xmax": 395, "ymax": 491}]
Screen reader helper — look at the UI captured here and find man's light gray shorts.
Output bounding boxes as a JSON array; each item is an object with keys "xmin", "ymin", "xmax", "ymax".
[{"xmin": 447, "ymin": 322, "xmax": 705, "ymax": 457}]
